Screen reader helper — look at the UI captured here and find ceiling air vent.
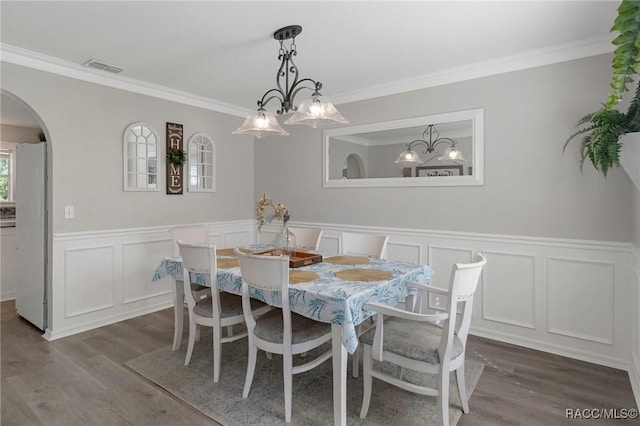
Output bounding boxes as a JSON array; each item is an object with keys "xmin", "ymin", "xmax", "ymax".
[{"xmin": 83, "ymin": 59, "xmax": 125, "ymax": 74}]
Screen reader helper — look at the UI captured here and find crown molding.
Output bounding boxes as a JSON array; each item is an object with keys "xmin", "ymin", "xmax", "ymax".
[
  {"xmin": 0, "ymin": 44, "xmax": 253, "ymax": 118},
  {"xmin": 330, "ymin": 35, "xmax": 615, "ymax": 106},
  {"xmin": 2, "ymin": 35, "xmax": 614, "ymax": 115}
]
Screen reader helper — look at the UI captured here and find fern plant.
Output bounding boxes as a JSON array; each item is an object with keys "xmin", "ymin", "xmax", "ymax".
[{"xmin": 564, "ymin": 0, "xmax": 640, "ymax": 176}]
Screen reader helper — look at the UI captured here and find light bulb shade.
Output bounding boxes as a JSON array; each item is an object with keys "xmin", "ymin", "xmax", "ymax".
[
  {"xmin": 284, "ymin": 94, "xmax": 348, "ymax": 128},
  {"xmin": 438, "ymin": 145, "xmax": 466, "ymax": 162},
  {"xmin": 394, "ymin": 149, "xmax": 424, "ymax": 167},
  {"xmin": 233, "ymin": 109, "xmax": 289, "ymax": 139}
]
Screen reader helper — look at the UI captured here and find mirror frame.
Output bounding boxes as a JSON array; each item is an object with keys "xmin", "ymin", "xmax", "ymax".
[{"xmin": 322, "ymin": 108, "xmax": 484, "ymax": 188}]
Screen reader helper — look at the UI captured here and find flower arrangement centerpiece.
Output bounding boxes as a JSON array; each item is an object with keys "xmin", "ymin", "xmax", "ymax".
[{"xmin": 256, "ymin": 193, "xmax": 295, "ymax": 253}]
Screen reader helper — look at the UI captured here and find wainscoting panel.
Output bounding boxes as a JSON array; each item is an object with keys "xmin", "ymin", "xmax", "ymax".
[
  {"xmin": 427, "ymin": 245, "xmax": 474, "ymax": 289},
  {"xmin": 547, "ymin": 257, "xmax": 614, "ymax": 344},
  {"xmin": 482, "ymin": 251, "xmax": 535, "ymax": 329},
  {"xmin": 64, "ymin": 245, "xmax": 115, "ymax": 318},
  {"xmin": 122, "ymin": 239, "xmax": 173, "ymax": 304},
  {"xmin": 48, "ymin": 220, "xmax": 255, "ymax": 340},
  {"xmin": 49, "ymin": 220, "xmax": 635, "ymax": 379},
  {"xmin": 293, "ymin": 223, "xmax": 633, "ymax": 371},
  {"xmin": 387, "ymin": 241, "xmax": 422, "ymax": 264}
]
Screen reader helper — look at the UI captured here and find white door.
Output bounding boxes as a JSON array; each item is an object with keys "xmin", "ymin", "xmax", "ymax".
[{"xmin": 15, "ymin": 142, "xmax": 47, "ymax": 330}]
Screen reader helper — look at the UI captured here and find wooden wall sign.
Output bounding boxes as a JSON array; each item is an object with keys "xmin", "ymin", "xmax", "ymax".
[{"xmin": 166, "ymin": 122, "xmax": 183, "ymax": 194}]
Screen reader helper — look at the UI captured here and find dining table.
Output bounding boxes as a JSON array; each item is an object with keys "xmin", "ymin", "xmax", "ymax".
[{"xmin": 152, "ymin": 243, "xmax": 433, "ymax": 425}]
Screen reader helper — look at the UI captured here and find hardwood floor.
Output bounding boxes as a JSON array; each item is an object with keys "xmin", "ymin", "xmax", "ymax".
[{"xmin": 1, "ymin": 300, "xmax": 637, "ymax": 425}]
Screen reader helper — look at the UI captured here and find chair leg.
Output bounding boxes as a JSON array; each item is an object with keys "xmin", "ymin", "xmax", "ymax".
[
  {"xmin": 185, "ymin": 319, "xmax": 197, "ymax": 366},
  {"xmin": 213, "ymin": 325, "xmax": 221, "ymax": 383},
  {"xmin": 242, "ymin": 341, "xmax": 258, "ymax": 398},
  {"xmin": 438, "ymin": 371, "xmax": 450, "ymax": 426},
  {"xmin": 352, "ymin": 348, "xmax": 359, "ymax": 378},
  {"xmin": 196, "ymin": 324, "xmax": 201, "ymax": 342},
  {"xmin": 283, "ymin": 353, "xmax": 293, "ymax": 423},
  {"xmin": 456, "ymin": 364, "xmax": 469, "ymax": 413},
  {"xmin": 227, "ymin": 325, "xmax": 234, "ymax": 337},
  {"xmin": 359, "ymin": 345, "xmax": 373, "ymax": 419}
]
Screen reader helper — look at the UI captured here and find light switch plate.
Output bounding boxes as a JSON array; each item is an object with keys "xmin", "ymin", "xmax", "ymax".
[{"xmin": 64, "ymin": 205, "xmax": 74, "ymax": 219}]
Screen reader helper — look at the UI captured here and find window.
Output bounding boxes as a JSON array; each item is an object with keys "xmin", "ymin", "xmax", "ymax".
[
  {"xmin": 0, "ymin": 151, "xmax": 13, "ymax": 201},
  {"xmin": 187, "ymin": 133, "xmax": 215, "ymax": 192},
  {"xmin": 123, "ymin": 122, "xmax": 159, "ymax": 191}
]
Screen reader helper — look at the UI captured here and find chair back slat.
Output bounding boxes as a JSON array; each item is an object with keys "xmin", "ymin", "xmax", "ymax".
[
  {"xmin": 177, "ymin": 242, "xmax": 219, "ymax": 314},
  {"xmin": 235, "ymin": 250, "xmax": 289, "ymax": 293},
  {"xmin": 439, "ymin": 253, "xmax": 487, "ymax": 359},
  {"xmin": 450, "ymin": 254, "xmax": 487, "ymax": 301},
  {"xmin": 342, "ymin": 232, "xmax": 389, "ymax": 259},
  {"xmin": 288, "ymin": 227, "xmax": 323, "ymax": 251}
]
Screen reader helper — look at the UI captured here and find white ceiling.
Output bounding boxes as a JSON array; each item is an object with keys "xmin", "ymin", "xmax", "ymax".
[{"xmin": 0, "ymin": 1, "xmax": 618, "ymax": 125}]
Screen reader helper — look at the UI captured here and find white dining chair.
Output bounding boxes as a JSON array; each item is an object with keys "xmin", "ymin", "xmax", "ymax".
[
  {"xmin": 288, "ymin": 226, "xmax": 323, "ymax": 251},
  {"xmin": 235, "ymin": 249, "xmax": 333, "ymax": 423},
  {"xmin": 177, "ymin": 242, "xmax": 270, "ymax": 382},
  {"xmin": 341, "ymin": 231, "xmax": 389, "ymax": 259},
  {"xmin": 359, "ymin": 254, "xmax": 487, "ymax": 426},
  {"xmin": 169, "ymin": 226, "xmax": 211, "ymax": 300}
]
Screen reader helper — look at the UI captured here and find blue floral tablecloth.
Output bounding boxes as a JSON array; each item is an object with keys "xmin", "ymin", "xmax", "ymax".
[{"xmin": 153, "ymin": 244, "xmax": 433, "ymax": 354}]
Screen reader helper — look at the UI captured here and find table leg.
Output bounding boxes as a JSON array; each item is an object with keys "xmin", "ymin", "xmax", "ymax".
[
  {"xmin": 332, "ymin": 324, "xmax": 347, "ymax": 426},
  {"xmin": 172, "ymin": 279, "xmax": 184, "ymax": 351}
]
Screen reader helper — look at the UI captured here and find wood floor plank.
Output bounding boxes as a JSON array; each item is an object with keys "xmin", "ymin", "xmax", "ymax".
[{"xmin": 2, "ymin": 300, "xmax": 637, "ymax": 425}]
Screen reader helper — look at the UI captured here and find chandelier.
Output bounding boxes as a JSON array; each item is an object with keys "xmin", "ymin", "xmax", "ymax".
[
  {"xmin": 233, "ymin": 25, "xmax": 348, "ymax": 139},
  {"xmin": 394, "ymin": 124, "xmax": 465, "ymax": 167}
]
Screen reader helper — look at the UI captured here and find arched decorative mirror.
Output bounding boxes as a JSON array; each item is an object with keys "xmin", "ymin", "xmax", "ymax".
[
  {"xmin": 123, "ymin": 122, "xmax": 159, "ymax": 191},
  {"xmin": 323, "ymin": 108, "xmax": 483, "ymax": 188}
]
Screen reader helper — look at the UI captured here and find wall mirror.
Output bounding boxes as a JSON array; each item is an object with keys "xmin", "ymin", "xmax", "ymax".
[{"xmin": 323, "ymin": 108, "xmax": 484, "ymax": 188}]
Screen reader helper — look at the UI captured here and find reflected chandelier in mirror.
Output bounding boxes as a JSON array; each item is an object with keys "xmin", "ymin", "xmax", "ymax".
[{"xmin": 323, "ymin": 108, "xmax": 484, "ymax": 188}]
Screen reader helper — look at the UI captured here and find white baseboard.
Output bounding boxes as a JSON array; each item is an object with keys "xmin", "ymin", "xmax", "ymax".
[
  {"xmin": 470, "ymin": 325, "xmax": 628, "ymax": 370},
  {"xmin": 1, "ymin": 292, "xmax": 15, "ymax": 302},
  {"xmin": 44, "ymin": 300, "xmax": 173, "ymax": 341}
]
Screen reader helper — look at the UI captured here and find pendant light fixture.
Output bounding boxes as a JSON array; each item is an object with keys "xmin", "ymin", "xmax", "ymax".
[
  {"xmin": 394, "ymin": 124, "xmax": 465, "ymax": 167},
  {"xmin": 233, "ymin": 25, "xmax": 347, "ymax": 139}
]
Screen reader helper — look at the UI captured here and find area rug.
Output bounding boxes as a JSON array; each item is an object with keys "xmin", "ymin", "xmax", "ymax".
[{"xmin": 125, "ymin": 336, "xmax": 483, "ymax": 425}]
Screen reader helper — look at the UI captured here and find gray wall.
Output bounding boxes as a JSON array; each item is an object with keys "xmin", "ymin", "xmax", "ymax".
[
  {"xmin": 1, "ymin": 63, "xmax": 254, "ymax": 233},
  {"xmin": 254, "ymin": 54, "xmax": 634, "ymax": 242}
]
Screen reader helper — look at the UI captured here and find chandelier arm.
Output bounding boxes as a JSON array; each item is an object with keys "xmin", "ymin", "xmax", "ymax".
[
  {"xmin": 289, "ymin": 78, "xmax": 321, "ymax": 103},
  {"xmin": 407, "ymin": 139, "xmax": 433, "ymax": 154},
  {"xmin": 432, "ymin": 137, "xmax": 457, "ymax": 149},
  {"xmin": 407, "ymin": 137, "xmax": 457, "ymax": 154},
  {"xmin": 258, "ymin": 89, "xmax": 285, "ymax": 108}
]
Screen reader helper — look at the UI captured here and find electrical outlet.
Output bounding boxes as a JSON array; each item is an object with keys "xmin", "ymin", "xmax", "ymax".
[{"xmin": 64, "ymin": 205, "xmax": 74, "ymax": 219}]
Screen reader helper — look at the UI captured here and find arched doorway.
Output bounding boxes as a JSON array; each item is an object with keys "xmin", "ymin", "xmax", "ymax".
[
  {"xmin": 342, "ymin": 153, "xmax": 365, "ymax": 179},
  {"xmin": 1, "ymin": 89, "xmax": 51, "ymax": 331}
]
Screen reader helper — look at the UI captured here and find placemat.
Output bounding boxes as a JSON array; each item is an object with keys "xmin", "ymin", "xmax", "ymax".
[
  {"xmin": 216, "ymin": 248, "xmax": 236, "ymax": 257},
  {"xmin": 217, "ymin": 258, "xmax": 239, "ymax": 269},
  {"xmin": 324, "ymin": 256, "xmax": 371, "ymax": 265},
  {"xmin": 289, "ymin": 270, "xmax": 320, "ymax": 285},
  {"xmin": 334, "ymin": 268, "xmax": 392, "ymax": 282}
]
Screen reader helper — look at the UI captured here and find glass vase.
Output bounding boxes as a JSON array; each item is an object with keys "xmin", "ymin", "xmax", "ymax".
[{"xmin": 273, "ymin": 224, "xmax": 296, "ymax": 255}]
